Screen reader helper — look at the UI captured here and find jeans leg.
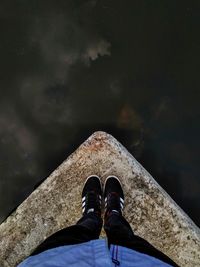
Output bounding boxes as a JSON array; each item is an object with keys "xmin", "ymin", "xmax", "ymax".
[
  {"xmin": 31, "ymin": 213, "xmax": 103, "ymax": 256},
  {"xmin": 104, "ymin": 212, "xmax": 179, "ymax": 267}
]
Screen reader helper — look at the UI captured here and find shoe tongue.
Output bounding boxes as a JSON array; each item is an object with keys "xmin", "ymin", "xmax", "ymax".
[
  {"xmin": 87, "ymin": 208, "xmax": 95, "ymax": 214},
  {"xmin": 111, "ymin": 210, "xmax": 120, "ymax": 214},
  {"xmin": 109, "ymin": 193, "xmax": 120, "ymax": 211}
]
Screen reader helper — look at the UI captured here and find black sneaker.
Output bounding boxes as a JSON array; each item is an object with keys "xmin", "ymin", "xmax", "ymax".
[
  {"xmin": 82, "ymin": 175, "xmax": 102, "ymax": 216},
  {"xmin": 104, "ymin": 176, "xmax": 124, "ymax": 217}
]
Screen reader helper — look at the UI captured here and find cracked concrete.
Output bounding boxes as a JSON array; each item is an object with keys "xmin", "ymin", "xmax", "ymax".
[{"xmin": 0, "ymin": 131, "xmax": 199, "ymax": 267}]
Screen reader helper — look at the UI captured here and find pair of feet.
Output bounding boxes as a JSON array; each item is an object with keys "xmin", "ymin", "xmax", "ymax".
[{"xmin": 82, "ymin": 175, "xmax": 124, "ymax": 219}]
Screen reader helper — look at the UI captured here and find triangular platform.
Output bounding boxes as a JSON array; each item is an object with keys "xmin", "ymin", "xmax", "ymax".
[{"xmin": 0, "ymin": 132, "xmax": 199, "ymax": 267}]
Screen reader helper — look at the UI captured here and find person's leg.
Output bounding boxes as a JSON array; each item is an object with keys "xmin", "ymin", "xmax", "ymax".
[
  {"xmin": 103, "ymin": 176, "xmax": 179, "ymax": 267},
  {"xmin": 32, "ymin": 175, "xmax": 103, "ymax": 256}
]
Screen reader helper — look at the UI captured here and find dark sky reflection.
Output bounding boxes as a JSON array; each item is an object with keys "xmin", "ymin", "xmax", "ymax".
[{"xmin": 0, "ymin": 1, "xmax": 200, "ymax": 226}]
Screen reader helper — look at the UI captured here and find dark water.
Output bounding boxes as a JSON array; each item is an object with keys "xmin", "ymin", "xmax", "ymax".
[{"xmin": 0, "ymin": 1, "xmax": 200, "ymax": 226}]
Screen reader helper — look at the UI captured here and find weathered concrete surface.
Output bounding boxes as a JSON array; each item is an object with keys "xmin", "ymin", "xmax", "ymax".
[{"xmin": 0, "ymin": 131, "xmax": 199, "ymax": 267}]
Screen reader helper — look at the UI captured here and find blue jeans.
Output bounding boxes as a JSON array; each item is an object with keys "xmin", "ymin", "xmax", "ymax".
[{"xmin": 31, "ymin": 212, "xmax": 179, "ymax": 267}]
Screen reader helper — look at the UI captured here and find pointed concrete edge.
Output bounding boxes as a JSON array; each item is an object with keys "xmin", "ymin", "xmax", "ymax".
[{"xmin": 0, "ymin": 131, "xmax": 199, "ymax": 267}]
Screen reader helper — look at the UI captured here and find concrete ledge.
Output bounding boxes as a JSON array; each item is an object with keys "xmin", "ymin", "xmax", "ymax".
[{"xmin": 0, "ymin": 131, "xmax": 200, "ymax": 267}]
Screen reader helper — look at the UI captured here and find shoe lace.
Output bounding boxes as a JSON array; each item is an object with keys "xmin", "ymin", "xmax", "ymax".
[
  {"xmin": 86, "ymin": 191, "xmax": 100, "ymax": 212},
  {"xmin": 107, "ymin": 192, "xmax": 121, "ymax": 212}
]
